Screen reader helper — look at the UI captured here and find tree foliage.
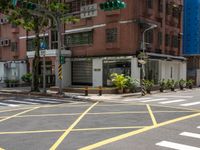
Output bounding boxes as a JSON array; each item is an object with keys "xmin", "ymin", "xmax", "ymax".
[{"xmin": 0, "ymin": 0, "xmax": 78, "ymax": 92}]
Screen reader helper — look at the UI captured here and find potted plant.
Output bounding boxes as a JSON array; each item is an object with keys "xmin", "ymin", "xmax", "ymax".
[
  {"xmin": 4, "ymin": 79, "xmax": 10, "ymax": 87},
  {"xmin": 143, "ymin": 80, "xmax": 154, "ymax": 94},
  {"xmin": 179, "ymin": 79, "xmax": 186, "ymax": 90},
  {"xmin": 186, "ymin": 79, "xmax": 194, "ymax": 89},
  {"xmin": 21, "ymin": 73, "xmax": 32, "ymax": 84},
  {"xmin": 111, "ymin": 73, "xmax": 127, "ymax": 94},
  {"xmin": 159, "ymin": 79, "xmax": 166, "ymax": 92},
  {"xmin": 167, "ymin": 79, "xmax": 177, "ymax": 91},
  {"xmin": 124, "ymin": 76, "xmax": 134, "ymax": 93}
]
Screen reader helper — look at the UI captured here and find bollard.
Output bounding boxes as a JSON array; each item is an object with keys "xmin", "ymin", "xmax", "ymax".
[
  {"xmin": 99, "ymin": 86, "xmax": 102, "ymax": 96},
  {"xmin": 85, "ymin": 86, "xmax": 88, "ymax": 96}
]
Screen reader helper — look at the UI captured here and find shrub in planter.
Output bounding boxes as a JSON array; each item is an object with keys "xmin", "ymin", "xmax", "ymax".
[
  {"xmin": 4, "ymin": 79, "xmax": 10, "ymax": 87},
  {"xmin": 159, "ymin": 79, "xmax": 167, "ymax": 92},
  {"xmin": 10, "ymin": 79, "xmax": 19, "ymax": 87},
  {"xmin": 124, "ymin": 76, "xmax": 139, "ymax": 93},
  {"xmin": 21, "ymin": 73, "xmax": 32, "ymax": 84},
  {"xmin": 143, "ymin": 80, "xmax": 154, "ymax": 94},
  {"xmin": 110, "ymin": 73, "xmax": 127, "ymax": 94},
  {"xmin": 179, "ymin": 79, "xmax": 186, "ymax": 90},
  {"xmin": 186, "ymin": 79, "xmax": 194, "ymax": 89},
  {"xmin": 167, "ymin": 79, "xmax": 177, "ymax": 91}
]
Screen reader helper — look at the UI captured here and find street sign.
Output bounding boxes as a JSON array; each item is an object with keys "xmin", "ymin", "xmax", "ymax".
[
  {"xmin": 40, "ymin": 41, "xmax": 47, "ymax": 50},
  {"xmin": 81, "ymin": 4, "xmax": 97, "ymax": 19},
  {"xmin": 11, "ymin": 0, "xmax": 18, "ymax": 6}
]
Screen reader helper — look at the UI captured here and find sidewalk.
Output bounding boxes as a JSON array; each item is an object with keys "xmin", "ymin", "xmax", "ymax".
[{"xmin": 0, "ymin": 85, "xmax": 196, "ymax": 102}]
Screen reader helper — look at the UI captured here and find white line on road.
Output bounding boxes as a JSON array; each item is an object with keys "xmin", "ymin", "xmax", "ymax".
[
  {"xmin": 0, "ymin": 102, "xmax": 18, "ymax": 107},
  {"xmin": 39, "ymin": 98, "xmax": 68, "ymax": 102},
  {"xmin": 159, "ymin": 99, "xmax": 186, "ymax": 104},
  {"xmin": 24, "ymin": 99, "xmax": 60, "ymax": 104},
  {"xmin": 197, "ymin": 126, "xmax": 200, "ymax": 129},
  {"xmin": 180, "ymin": 132, "xmax": 200, "ymax": 139},
  {"xmin": 154, "ymin": 96, "xmax": 193, "ymax": 98},
  {"xmin": 141, "ymin": 98, "xmax": 168, "ymax": 103},
  {"xmin": 156, "ymin": 141, "xmax": 200, "ymax": 150},
  {"xmin": 124, "ymin": 98, "xmax": 151, "ymax": 101},
  {"xmin": 6, "ymin": 100, "xmax": 38, "ymax": 105},
  {"xmin": 180, "ymin": 102, "xmax": 200, "ymax": 107}
]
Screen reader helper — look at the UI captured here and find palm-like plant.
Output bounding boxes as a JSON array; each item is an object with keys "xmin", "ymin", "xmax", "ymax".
[{"xmin": 111, "ymin": 73, "xmax": 127, "ymax": 93}]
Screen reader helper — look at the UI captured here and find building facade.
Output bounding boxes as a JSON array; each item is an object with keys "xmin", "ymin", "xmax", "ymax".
[
  {"xmin": 183, "ymin": 0, "xmax": 200, "ymax": 86},
  {"xmin": 0, "ymin": 0, "xmax": 186, "ymax": 87}
]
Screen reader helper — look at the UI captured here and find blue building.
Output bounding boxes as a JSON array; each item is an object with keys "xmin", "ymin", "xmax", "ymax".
[{"xmin": 183, "ymin": 0, "xmax": 200, "ymax": 85}]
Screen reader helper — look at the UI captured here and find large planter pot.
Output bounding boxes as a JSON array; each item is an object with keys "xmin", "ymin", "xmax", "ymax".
[
  {"xmin": 146, "ymin": 89, "xmax": 151, "ymax": 94},
  {"xmin": 160, "ymin": 88, "xmax": 164, "ymax": 92},
  {"xmin": 171, "ymin": 88, "xmax": 175, "ymax": 91},
  {"xmin": 117, "ymin": 88, "xmax": 123, "ymax": 94},
  {"xmin": 124, "ymin": 88, "xmax": 130, "ymax": 93},
  {"xmin": 179, "ymin": 86, "xmax": 184, "ymax": 90},
  {"xmin": 189, "ymin": 86, "xmax": 193, "ymax": 89}
]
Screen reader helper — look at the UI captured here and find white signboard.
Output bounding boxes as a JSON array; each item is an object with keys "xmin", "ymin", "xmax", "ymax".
[{"xmin": 81, "ymin": 3, "xmax": 97, "ymax": 19}]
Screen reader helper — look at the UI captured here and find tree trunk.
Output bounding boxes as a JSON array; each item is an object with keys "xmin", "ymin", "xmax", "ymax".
[{"xmin": 31, "ymin": 17, "xmax": 40, "ymax": 92}]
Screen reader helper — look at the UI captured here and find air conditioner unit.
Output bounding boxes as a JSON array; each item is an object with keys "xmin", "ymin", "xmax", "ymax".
[
  {"xmin": 3, "ymin": 39, "xmax": 11, "ymax": 46},
  {"xmin": 0, "ymin": 40, "xmax": 4, "ymax": 47},
  {"xmin": 0, "ymin": 18, "xmax": 8, "ymax": 25}
]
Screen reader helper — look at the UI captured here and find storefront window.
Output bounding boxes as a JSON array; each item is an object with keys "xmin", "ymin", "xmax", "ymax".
[
  {"xmin": 103, "ymin": 60, "xmax": 131, "ymax": 86},
  {"xmin": 144, "ymin": 60, "xmax": 159, "ymax": 84}
]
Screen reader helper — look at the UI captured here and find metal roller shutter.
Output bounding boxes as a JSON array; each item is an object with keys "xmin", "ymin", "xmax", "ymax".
[{"xmin": 72, "ymin": 60, "xmax": 92, "ymax": 85}]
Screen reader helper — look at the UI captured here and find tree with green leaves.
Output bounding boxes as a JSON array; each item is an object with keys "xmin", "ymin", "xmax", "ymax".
[{"xmin": 0, "ymin": 0, "xmax": 78, "ymax": 92}]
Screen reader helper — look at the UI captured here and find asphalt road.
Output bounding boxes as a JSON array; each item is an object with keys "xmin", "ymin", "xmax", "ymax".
[{"xmin": 0, "ymin": 90, "xmax": 199, "ymax": 150}]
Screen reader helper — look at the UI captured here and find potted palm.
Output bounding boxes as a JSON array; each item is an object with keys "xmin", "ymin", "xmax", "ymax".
[
  {"xmin": 167, "ymin": 79, "xmax": 177, "ymax": 91},
  {"xmin": 159, "ymin": 79, "xmax": 166, "ymax": 92},
  {"xmin": 186, "ymin": 79, "xmax": 194, "ymax": 89},
  {"xmin": 179, "ymin": 79, "xmax": 186, "ymax": 90},
  {"xmin": 111, "ymin": 73, "xmax": 127, "ymax": 94},
  {"xmin": 143, "ymin": 80, "xmax": 154, "ymax": 94}
]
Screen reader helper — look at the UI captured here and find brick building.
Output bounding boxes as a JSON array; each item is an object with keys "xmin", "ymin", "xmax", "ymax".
[{"xmin": 0, "ymin": 0, "xmax": 186, "ymax": 87}]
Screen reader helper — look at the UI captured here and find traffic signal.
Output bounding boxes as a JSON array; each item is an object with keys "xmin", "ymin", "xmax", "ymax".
[
  {"xmin": 99, "ymin": 0, "xmax": 126, "ymax": 11},
  {"xmin": 15, "ymin": 0, "xmax": 37, "ymax": 10},
  {"xmin": 60, "ymin": 56, "xmax": 65, "ymax": 64}
]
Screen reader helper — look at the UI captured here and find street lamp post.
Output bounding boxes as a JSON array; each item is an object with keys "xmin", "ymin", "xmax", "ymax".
[{"xmin": 140, "ymin": 24, "xmax": 157, "ymax": 96}]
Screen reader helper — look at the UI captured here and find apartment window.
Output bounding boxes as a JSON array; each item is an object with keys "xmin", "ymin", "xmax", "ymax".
[
  {"xmin": 166, "ymin": 3, "xmax": 173, "ymax": 15},
  {"xmin": 11, "ymin": 42, "xmax": 18, "ymax": 51},
  {"xmin": 172, "ymin": 7, "xmax": 180, "ymax": 18},
  {"xmin": 106, "ymin": 28, "xmax": 118, "ymax": 43},
  {"xmin": 147, "ymin": 0, "xmax": 153, "ymax": 9},
  {"xmin": 145, "ymin": 30, "xmax": 153, "ymax": 44},
  {"xmin": 158, "ymin": 0, "xmax": 163, "ymax": 12},
  {"xmin": 65, "ymin": 31, "xmax": 93, "ymax": 46},
  {"xmin": 158, "ymin": 32, "xmax": 162, "ymax": 46},
  {"xmin": 81, "ymin": 0, "xmax": 93, "ymax": 6},
  {"xmin": 165, "ymin": 34, "xmax": 170, "ymax": 47},
  {"xmin": 51, "ymin": 30, "xmax": 58, "ymax": 49},
  {"xmin": 172, "ymin": 35, "xmax": 179, "ymax": 48}
]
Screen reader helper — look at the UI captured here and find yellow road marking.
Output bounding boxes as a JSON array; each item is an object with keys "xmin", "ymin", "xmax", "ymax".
[
  {"xmin": 79, "ymin": 112, "xmax": 200, "ymax": 150},
  {"xmin": 0, "ymin": 107, "xmax": 33, "ymax": 113},
  {"xmin": 12, "ymin": 110, "xmax": 194, "ymax": 119},
  {"xmin": 0, "ymin": 126, "xmax": 148, "ymax": 135},
  {"xmin": 50, "ymin": 102, "xmax": 99, "ymax": 150},
  {"xmin": 146, "ymin": 104, "xmax": 157, "ymax": 126},
  {"xmin": 0, "ymin": 107, "xmax": 39, "ymax": 123},
  {"xmin": 0, "ymin": 147, "xmax": 4, "ymax": 150}
]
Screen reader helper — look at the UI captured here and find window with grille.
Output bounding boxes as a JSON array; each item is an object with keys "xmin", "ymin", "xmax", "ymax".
[
  {"xmin": 51, "ymin": 30, "xmax": 58, "ymax": 49},
  {"xmin": 147, "ymin": 0, "xmax": 153, "ymax": 9},
  {"xmin": 158, "ymin": 0, "xmax": 163, "ymax": 12},
  {"xmin": 145, "ymin": 30, "xmax": 153, "ymax": 44},
  {"xmin": 158, "ymin": 32, "xmax": 162, "ymax": 46},
  {"xmin": 172, "ymin": 35, "xmax": 179, "ymax": 48},
  {"xmin": 166, "ymin": 3, "xmax": 173, "ymax": 15},
  {"xmin": 165, "ymin": 34, "xmax": 170, "ymax": 47},
  {"xmin": 65, "ymin": 31, "xmax": 93, "ymax": 46},
  {"xmin": 11, "ymin": 42, "xmax": 18, "ymax": 51},
  {"xmin": 106, "ymin": 28, "xmax": 118, "ymax": 43}
]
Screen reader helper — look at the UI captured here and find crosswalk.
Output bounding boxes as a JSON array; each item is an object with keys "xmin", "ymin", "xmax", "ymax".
[
  {"xmin": 0, "ymin": 97, "xmax": 73, "ymax": 107},
  {"xmin": 123, "ymin": 96, "xmax": 200, "ymax": 107},
  {"xmin": 156, "ymin": 125, "xmax": 200, "ymax": 150}
]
